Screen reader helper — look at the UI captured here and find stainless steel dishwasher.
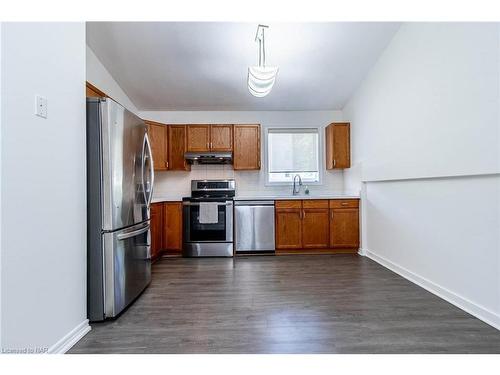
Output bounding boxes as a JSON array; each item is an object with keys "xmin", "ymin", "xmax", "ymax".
[{"xmin": 235, "ymin": 200, "xmax": 275, "ymax": 254}]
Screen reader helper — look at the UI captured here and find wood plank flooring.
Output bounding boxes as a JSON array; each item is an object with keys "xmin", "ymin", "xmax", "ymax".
[{"xmin": 70, "ymin": 255, "xmax": 500, "ymax": 353}]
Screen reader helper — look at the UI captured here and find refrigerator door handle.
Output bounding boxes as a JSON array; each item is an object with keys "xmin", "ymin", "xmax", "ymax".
[
  {"xmin": 117, "ymin": 224, "xmax": 150, "ymax": 241},
  {"xmin": 144, "ymin": 133, "xmax": 154, "ymax": 208},
  {"xmin": 141, "ymin": 134, "xmax": 148, "ymax": 206}
]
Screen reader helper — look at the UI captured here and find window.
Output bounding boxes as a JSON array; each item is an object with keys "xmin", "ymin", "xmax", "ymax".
[{"xmin": 267, "ymin": 128, "xmax": 320, "ymax": 184}]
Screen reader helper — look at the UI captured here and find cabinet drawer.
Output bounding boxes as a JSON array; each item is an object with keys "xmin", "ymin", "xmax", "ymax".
[
  {"xmin": 329, "ymin": 199, "xmax": 359, "ymax": 209},
  {"xmin": 275, "ymin": 200, "xmax": 302, "ymax": 209},
  {"xmin": 302, "ymin": 200, "xmax": 329, "ymax": 209}
]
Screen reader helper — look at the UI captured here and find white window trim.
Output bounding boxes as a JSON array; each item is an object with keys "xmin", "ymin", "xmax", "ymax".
[{"xmin": 264, "ymin": 126, "xmax": 324, "ymax": 186}]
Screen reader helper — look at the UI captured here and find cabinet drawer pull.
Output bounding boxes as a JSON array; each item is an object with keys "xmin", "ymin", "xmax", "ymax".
[{"xmin": 341, "ymin": 202, "xmax": 349, "ymax": 206}]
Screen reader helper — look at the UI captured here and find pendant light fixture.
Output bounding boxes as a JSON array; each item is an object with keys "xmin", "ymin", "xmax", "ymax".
[{"xmin": 248, "ymin": 24, "xmax": 279, "ymax": 97}]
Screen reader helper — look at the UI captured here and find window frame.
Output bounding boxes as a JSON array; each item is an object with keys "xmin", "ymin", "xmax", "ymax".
[{"xmin": 264, "ymin": 126, "xmax": 324, "ymax": 186}]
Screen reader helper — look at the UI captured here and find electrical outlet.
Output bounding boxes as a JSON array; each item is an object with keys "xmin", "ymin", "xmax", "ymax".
[{"xmin": 35, "ymin": 95, "xmax": 47, "ymax": 118}]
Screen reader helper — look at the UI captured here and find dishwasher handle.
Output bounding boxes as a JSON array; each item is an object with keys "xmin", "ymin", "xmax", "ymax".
[{"xmin": 234, "ymin": 200, "xmax": 275, "ymax": 206}]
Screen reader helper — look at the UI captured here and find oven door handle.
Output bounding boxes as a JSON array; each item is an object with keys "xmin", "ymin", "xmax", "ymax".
[{"xmin": 183, "ymin": 202, "xmax": 233, "ymax": 207}]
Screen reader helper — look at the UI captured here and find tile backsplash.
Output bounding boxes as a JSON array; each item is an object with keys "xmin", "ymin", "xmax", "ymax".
[{"xmin": 153, "ymin": 164, "xmax": 344, "ymax": 200}]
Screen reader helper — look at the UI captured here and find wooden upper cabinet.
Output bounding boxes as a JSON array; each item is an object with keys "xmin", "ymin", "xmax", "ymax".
[
  {"xmin": 187, "ymin": 124, "xmax": 233, "ymax": 152},
  {"xmin": 330, "ymin": 207, "xmax": 359, "ymax": 248},
  {"xmin": 164, "ymin": 202, "xmax": 183, "ymax": 252},
  {"xmin": 210, "ymin": 125, "xmax": 233, "ymax": 151},
  {"xmin": 168, "ymin": 125, "xmax": 191, "ymax": 171},
  {"xmin": 187, "ymin": 125, "xmax": 210, "ymax": 152},
  {"xmin": 233, "ymin": 124, "xmax": 261, "ymax": 170},
  {"xmin": 146, "ymin": 121, "xmax": 168, "ymax": 171},
  {"xmin": 326, "ymin": 122, "xmax": 350, "ymax": 169}
]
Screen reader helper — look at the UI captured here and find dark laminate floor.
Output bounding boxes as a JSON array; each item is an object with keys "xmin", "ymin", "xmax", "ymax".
[{"xmin": 70, "ymin": 255, "xmax": 500, "ymax": 354}]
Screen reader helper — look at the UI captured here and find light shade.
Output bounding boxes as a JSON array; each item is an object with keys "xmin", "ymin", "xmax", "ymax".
[{"xmin": 248, "ymin": 66, "xmax": 279, "ymax": 97}]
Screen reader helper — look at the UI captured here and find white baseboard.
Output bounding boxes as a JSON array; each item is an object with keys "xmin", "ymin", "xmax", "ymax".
[
  {"xmin": 48, "ymin": 319, "xmax": 91, "ymax": 354},
  {"xmin": 360, "ymin": 249, "xmax": 500, "ymax": 331},
  {"xmin": 357, "ymin": 248, "xmax": 367, "ymax": 256}
]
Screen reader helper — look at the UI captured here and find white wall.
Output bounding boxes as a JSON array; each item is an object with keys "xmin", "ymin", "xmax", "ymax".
[
  {"xmin": 1, "ymin": 23, "xmax": 89, "ymax": 353},
  {"xmin": 139, "ymin": 110, "xmax": 346, "ymax": 200},
  {"xmin": 343, "ymin": 23, "xmax": 500, "ymax": 328},
  {"xmin": 86, "ymin": 45, "xmax": 138, "ymax": 114},
  {"xmin": 0, "ymin": 22, "xmax": 3, "ymax": 347}
]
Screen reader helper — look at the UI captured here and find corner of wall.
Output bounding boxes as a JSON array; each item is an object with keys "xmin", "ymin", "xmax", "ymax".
[{"xmin": 86, "ymin": 44, "xmax": 139, "ymax": 114}]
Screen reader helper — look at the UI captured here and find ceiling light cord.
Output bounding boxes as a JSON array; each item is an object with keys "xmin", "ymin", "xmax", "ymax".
[
  {"xmin": 262, "ymin": 29, "xmax": 266, "ymax": 67},
  {"xmin": 256, "ymin": 24, "xmax": 268, "ymax": 67}
]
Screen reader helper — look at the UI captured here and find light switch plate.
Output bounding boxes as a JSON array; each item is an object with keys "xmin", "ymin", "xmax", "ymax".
[{"xmin": 35, "ymin": 95, "xmax": 47, "ymax": 118}]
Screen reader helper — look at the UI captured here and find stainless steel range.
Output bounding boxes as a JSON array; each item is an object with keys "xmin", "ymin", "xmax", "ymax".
[{"xmin": 182, "ymin": 179, "xmax": 235, "ymax": 257}]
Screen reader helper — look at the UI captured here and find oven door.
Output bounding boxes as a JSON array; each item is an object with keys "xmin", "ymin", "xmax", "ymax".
[{"xmin": 183, "ymin": 201, "xmax": 233, "ymax": 243}]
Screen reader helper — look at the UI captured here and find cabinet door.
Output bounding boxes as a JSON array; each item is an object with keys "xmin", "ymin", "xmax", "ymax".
[
  {"xmin": 326, "ymin": 123, "xmax": 350, "ymax": 169},
  {"xmin": 147, "ymin": 123, "xmax": 168, "ymax": 171},
  {"xmin": 302, "ymin": 208, "xmax": 330, "ymax": 248},
  {"xmin": 150, "ymin": 202, "xmax": 164, "ymax": 260},
  {"xmin": 210, "ymin": 125, "xmax": 233, "ymax": 151},
  {"xmin": 330, "ymin": 208, "xmax": 359, "ymax": 248},
  {"xmin": 233, "ymin": 124, "xmax": 261, "ymax": 170},
  {"xmin": 164, "ymin": 202, "xmax": 183, "ymax": 252},
  {"xmin": 168, "ymin": 125, "xmax": 190, "ymax": 171},
  {"xmin": 187, "ymin": 125, "xmax": 210, "ymax": 152},
  {"xmin": 275, "ymin": 209, "xmax": 302, "ymax": 249}
]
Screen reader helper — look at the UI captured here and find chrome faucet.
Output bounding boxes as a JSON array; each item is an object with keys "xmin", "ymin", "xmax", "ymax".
[{"xmin": 292, "ymin": 174, "xmax": 303, "ymax": 195}]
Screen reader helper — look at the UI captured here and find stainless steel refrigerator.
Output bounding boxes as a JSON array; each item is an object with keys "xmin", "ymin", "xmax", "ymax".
[{"xmin": 87, "ymin": 97, "xmax": 154, "ymax": 321}]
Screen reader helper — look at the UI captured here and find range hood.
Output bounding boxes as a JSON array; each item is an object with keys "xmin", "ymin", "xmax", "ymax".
[{"xmin": 184, "ymin": 152, "xmax": 233, "ymax": 165}]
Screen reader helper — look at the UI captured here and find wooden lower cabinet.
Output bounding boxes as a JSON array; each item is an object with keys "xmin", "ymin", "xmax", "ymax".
[
  {"xmin": 149, "ymin": 201, "xmax": 183, "ymax": 260},
  {"xmin": 302, "ymin": 208, "xmax": 330, "ymax": 248},
  {"xmin": 163, "ymin": 202, "xmax": 183, "ymax": 253},
  {"xmin": 275, "ymin": 199, "xmax": 359, "ymax": 253},
  {"xmin": 150, "ymin": 202, "xmax": 164, "ymax": 261},
  {"xmin": 275, "ymin": 209, "xmax": 303, "ymax": 249},
  {"xmin": 330, "ymin": 208, "xmax": 360, "ymax": 248}
]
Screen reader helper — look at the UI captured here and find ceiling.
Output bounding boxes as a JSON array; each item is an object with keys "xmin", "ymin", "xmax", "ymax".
[{"xmin": 86, "ymin": 22, "xmax": 400, "ymax": 111}]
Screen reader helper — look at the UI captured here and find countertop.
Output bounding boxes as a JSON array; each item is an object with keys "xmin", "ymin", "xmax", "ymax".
[
  {"xmin": 234, "ymin": 193, "xmax": 360, "ymax": 201},
  {"xmin": 152, "ymin": 192, "xmax": 360, "ymax": 203}
]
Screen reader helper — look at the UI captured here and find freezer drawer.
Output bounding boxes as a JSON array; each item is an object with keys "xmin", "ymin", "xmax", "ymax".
[
  {"xmin": 89, "ymin": 222, "xmax": 151, "ymax": 321},
  {"xmin": 235, "ymin": 201, "xmax": 275, "ymax": 252}
]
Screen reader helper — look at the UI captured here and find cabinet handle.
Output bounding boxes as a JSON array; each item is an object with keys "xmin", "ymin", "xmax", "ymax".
[
  {"xmin": 331, "ymin": 211, "xmax": 334, "ymax": 220},
  {"xmin": 303, "ymin": 211, "xmax": 306, "ymax": 220},
  {"xmin": 333, "ymin": 159, "xmax": 336, "ymax": 167},
  {"xmin": 341, "ymin": 202, "xmax": 348, "ymax": 206}
]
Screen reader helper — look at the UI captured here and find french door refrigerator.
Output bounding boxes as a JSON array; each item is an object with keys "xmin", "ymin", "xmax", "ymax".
[{"xmin": 87, "ymin": 98, "xmax": 154, "ymax": 321}]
